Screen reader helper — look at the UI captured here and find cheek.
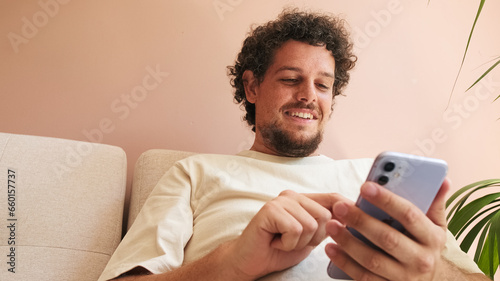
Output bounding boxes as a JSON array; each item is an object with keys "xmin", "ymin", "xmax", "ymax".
[{"xmin": 319, "ymin": 96, "xmax": 333, "ymax": 117}]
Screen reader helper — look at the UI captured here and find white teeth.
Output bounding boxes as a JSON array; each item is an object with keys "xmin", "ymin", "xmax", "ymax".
[{"xmin": 290, "ymin": 112, "xmax": 313, "ymax": 119}]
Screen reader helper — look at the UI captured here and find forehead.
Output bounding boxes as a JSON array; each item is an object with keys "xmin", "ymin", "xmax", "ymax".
[{"xmin": 268, "ymin": 40, "xmax": 335, "ymax": 74}]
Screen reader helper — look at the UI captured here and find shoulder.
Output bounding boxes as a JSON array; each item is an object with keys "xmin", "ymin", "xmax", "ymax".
[{"xmin": 333, "ymin": 157, "xmax": 374, "ymax": 172}]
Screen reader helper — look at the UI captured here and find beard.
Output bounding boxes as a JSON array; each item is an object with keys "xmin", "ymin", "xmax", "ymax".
[{"xmin": 259, "ymin": 120, "xmax": 323, "ymax": 157}]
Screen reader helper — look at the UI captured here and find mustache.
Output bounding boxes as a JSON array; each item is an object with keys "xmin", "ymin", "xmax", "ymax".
[{"xmin": 281, "ymin": 102, "xmax": 321, "ymax": 117}]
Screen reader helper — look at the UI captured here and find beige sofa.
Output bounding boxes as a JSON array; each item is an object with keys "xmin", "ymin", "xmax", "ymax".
[{"xmin": 0, "ymin": 132, "xmax": 194, "ymax": 281}]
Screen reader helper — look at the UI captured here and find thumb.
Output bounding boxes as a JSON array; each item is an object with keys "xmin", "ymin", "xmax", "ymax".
[{"xmin": 426, "ymin": 177, "xmax": 451, "ymax": 229}]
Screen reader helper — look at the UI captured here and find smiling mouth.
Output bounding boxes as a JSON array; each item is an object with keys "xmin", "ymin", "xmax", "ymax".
[{"xmin": 287, "ymin": 111, "xmax": 315, "ymax": 120}]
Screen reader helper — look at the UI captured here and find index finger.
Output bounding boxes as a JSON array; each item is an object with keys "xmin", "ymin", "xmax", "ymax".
[{"xmin": 303, "ymin": 193, "xmax": 354, "ymax": 217}]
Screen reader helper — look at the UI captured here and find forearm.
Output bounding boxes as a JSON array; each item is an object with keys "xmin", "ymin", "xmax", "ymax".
[
  {"xmin": 115, "ymin": 241, "xmax": 249, "ymax": 281},
  {"xmin": 437, "ymin": 258, "xmax": 490, "ymax": 281}
]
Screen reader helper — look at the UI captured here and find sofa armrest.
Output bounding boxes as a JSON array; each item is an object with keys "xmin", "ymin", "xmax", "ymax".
[{"xmin": 0, "ymin": 133, "xmax": 127, "ymax": 281}]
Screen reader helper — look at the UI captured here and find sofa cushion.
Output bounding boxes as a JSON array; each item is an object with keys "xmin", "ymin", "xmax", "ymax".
[
  {"xmin": 127, "ymin": 149, "xmax": 195, "ymax": 229},
  {"xmin": 0, "ymin": 133, "xmax": 127, "ymax": 281}
]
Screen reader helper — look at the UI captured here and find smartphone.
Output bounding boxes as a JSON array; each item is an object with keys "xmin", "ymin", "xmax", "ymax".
[{"xmin": 327, "ymin": 151, "xmax": 448, "ymax": 279}]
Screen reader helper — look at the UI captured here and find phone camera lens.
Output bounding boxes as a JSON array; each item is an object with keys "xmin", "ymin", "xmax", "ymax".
[
  {"xmin": 383, "ymin": 162, "xmax": 395, "ymax": 172},
  {"xmin": 377, "ymin": 175, "xmax": 389, "ymax": 185}
]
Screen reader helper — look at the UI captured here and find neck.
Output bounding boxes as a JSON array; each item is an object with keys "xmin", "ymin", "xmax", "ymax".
[{"xmin": 249, "ymin": 142, "xmax": 319, "ymax": 157}]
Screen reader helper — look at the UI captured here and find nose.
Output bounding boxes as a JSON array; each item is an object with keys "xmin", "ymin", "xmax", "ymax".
[{"xmin": 296, "ymin": 80, "xmax": 317, "ymax": 103}]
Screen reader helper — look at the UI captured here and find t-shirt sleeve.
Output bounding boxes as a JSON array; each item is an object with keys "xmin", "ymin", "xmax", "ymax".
[
  {"xmin": 98, "ymin": 162, "xmax": 194, "ymax": 281},
  {"xmin": 442, "ymin": 229, "xmax": 482, "ymax": 274}
]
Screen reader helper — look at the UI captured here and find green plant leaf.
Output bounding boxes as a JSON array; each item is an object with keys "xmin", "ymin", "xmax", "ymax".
[
  {"xmin": 446, "ymin": 179, "xmax": 500, "ymax": 208},
  {"xmin": 448, "ymin": 0, "xmax": 486, "ymax": 102},
  {"xmin": 459, "ymin": 211, "xmax": 496, "ymax": 252},
  {"xmin": 476, "ymin": 221, "xmax": 491, "ymax": 262},
  {"xmin": 448, "ymin": 192, "xmax": 500, "ymax": 235},
  {"xmin": 477, "ymin": 221, "xmax": 499, "ymax": 279},
  {"xmin": 446, "ymin": 179, "xmax": 500, "ymax": 220},
  {"xmin": 447, "ymin": 187, "xmax": 483, "ymax": 220},
  {"xmin": 466, "ymin": 57, "xmax": 500, "ymax": 91},
  {"xmin": 457, "ymin": 203, "xmax": 500, "ymax": 240},
  {"xmin": 490, "ymin": 211, "xmax": 500, "ymax": 276},
  {"xmin": 446, "ymin": 179, "xmax": 500, "ymax": 278}
]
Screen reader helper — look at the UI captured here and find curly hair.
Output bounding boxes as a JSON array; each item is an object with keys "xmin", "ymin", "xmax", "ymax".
[{"xmin": 228, "ymin": 9, "xmax": 357, "ymax": 131}]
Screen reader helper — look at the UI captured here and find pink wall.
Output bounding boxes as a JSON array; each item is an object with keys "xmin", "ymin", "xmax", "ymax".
[
  {"xmin": 1, "ymin": 0, "xmax": 499, "ymax": 245},
  {"xmin": 1, "ymin": 0, "xmax": 499, "ymax": 275}
]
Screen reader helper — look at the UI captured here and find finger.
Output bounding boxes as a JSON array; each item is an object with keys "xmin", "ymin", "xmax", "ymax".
[
  {"xmin": 304, "ymin": 192, "xmax": 347, "ymax": 208},
  {"xmin": 268, "ymin": 191, "xmax": 332, "ymax": 250},
  {"xmin": 358, "ymin": 181, "xmax": 443, "ymax": 246},
  {"xmin": 304, "ymin": 192, "xmax": 350, "ymax": 213},
  {"xmin": 261, "ymin": 198, "xmax": 310, "ymax": 251},
  {"xmin": 299, "ymin": 193, "xmax": 342, "ymax": 243},
  {"xmin": 286, "ymin": 191, "xmax": 333, "ymax": 247},
  {"xmin": 331, "ymin": 199, "xmax": 422, "ymax": 271},
  {"xmin": 305, "ymin": 192, "xmax": 358, "ymax": 225},
  {"xmin": 325, "ymin": 244, "xmax": 389, "ymax": 281},
  {"xmin": 325, "ymin": 220, "xmax": 396, "ymax": 280},
  {"xmin": 426, "ymin": 178, "xmax": 451, "ymax": 229}
]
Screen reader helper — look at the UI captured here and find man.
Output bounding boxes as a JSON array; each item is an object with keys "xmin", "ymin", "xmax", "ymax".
[{"xmin": 99, "ymin": 9, "xmax": 489, "ymax": 280}]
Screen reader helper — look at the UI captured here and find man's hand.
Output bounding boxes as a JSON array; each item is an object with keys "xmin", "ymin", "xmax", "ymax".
[
  {"xmin": 325, "ymin": 179, "xmax": 489, "ymax": 281},
  {"xmin": 116, "ymin": 190, "xmax": 345, "ymax": 281},
  {"xmin": 223, "ymin": 190, "xmax": 335, "ymax": 280}
]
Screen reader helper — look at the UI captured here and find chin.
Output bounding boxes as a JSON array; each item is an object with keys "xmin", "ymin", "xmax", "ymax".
[
  {"xmin": 271, "ymin": 131, "xmax": 322, "ymax": 157},
  {"xmin": 259, "ymin": 121, "xmax": 324, "ymax": 157}
]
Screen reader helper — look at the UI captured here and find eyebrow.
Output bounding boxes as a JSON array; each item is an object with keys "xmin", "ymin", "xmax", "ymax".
[{"xmin": 275, "ymin": 66, "xmax": 335, "ymax": 78}]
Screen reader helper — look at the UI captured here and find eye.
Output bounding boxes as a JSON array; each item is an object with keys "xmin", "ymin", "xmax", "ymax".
[
  {"xmin": 316, "ymin": 83, "xmax": 331, "ymax": 91},
  {"xmin": 281, "ymin": 78, "xmax": 299, "ymax": 84}
]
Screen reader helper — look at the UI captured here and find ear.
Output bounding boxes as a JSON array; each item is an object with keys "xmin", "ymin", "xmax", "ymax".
[{"xmin": 242, "ymin": 70, "xmax": 258, "ymax": 104}]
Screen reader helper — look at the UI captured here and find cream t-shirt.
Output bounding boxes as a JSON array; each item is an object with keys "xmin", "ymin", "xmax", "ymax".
[{"xmin": 98, "ymin": 151, "xmax": 481, "ymax": 280}]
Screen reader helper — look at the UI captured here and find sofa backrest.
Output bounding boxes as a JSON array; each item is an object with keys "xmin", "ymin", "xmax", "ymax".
[
  {"xmin": 127, "ymin": 149, "xmax": 195, "ymax": 229},
  {"xmin": 0, "ymin": 133, "xmax": 127, "ymax": 281}
]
